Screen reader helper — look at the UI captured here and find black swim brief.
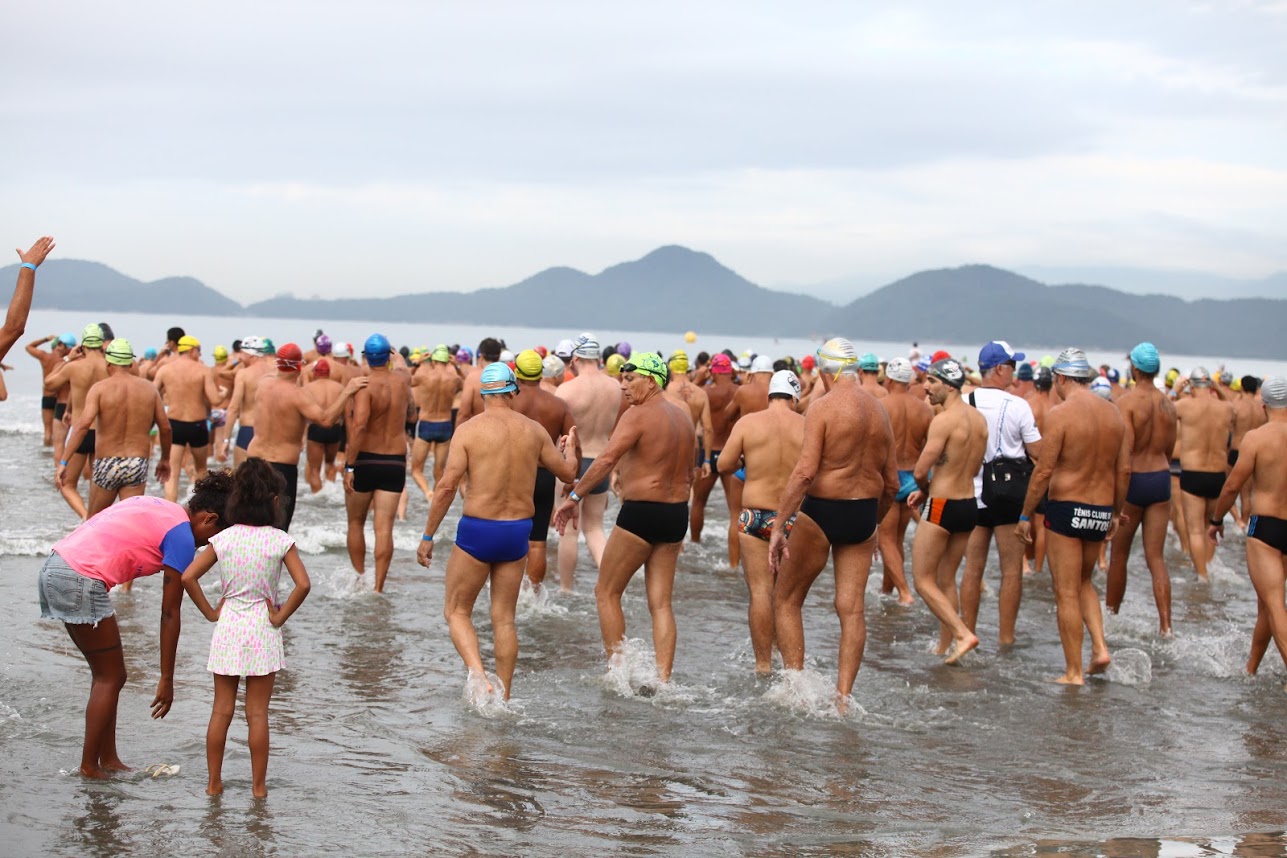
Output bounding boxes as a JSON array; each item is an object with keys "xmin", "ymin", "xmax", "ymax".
[
  {"xmin": 1043, "ymin": 500, "xmax": 1113, "ymax": 543},
  {"xmin": 269, "ymin": 461, "xmax": 299, "ymax": 531},
  {"xmin": 616, "ymin": 500, "xmax": 689, "ymax": 544},
  {"xmin": 1227, "ymin": 449, "xmax": 1239, "ymax": 468},
  {"xmin": 1126, "ymin": 470, "xmax": 1171, "ymax": 508},
  {"xmin": 1169, "ymin": 458, "xmax": 1181, "ymax": 477},
  {"xmin": 975, "ymin": 499, "xmax": 1022, "ymax": 529},
  {"xmin": 1179, "ymin": 469, "xmax": 1226, "ymax": 500},
  {"xmin": 578, "ymin": 457, "xmax": 611, "ymax": 495},
  {"xmin": 709, "ymin": 449, "xmax": 721, "ymax": 474},
  {"xmin": 800, "ymin": 496, "xmax": 879, "ymax": 545},
  {"xmin": 351, "ymin": 451, "xmax": 406, "ymax": 494},
  {"xmin": 530, "ymin": 467, "xmax": 556, "ymax": 543},
  {"xmin": 170, "ymin": 418, "xmax": 210, "ymax": 449},
  {"xmin": 41, "ymin": 395, "xmax": 56, "ymax": 411},
  {"xmin": 920, "ymin": 497, "xmax": 978, "ymax": 534},
  {"xmin": 1248, "ymin": 514, "xmax": 1287, "ymax": 554},
  {"xmin": 307, "ymin": 422, "xmax": 345, "ymax": 446},
  {"xmin": 54, "ymin": 402, "xmax": 67, "ymax": 421},
  {"xmin": 75, "ymin": 429, "xmax": 96, "ymax": 457}
]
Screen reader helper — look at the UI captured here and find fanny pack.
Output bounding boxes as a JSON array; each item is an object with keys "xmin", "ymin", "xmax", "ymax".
[{"xmin": 970, "ymin": 391, "xmax": 1033, "ymax": 507}]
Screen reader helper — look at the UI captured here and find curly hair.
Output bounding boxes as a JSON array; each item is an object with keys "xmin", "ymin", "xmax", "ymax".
[
  {"xmin": 225, "ymin": 458, "xmax": 287, "ymax": 528},
  {"xmin": 188, "ymin": 468, "xmax": 235, "ymax": 524}
]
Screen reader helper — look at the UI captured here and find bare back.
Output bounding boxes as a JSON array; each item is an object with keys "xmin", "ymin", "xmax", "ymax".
[
  {"xmin": 1175, "ymin": 392, "xmax": 1234, "ymax": 472},
  {"xmin": 247, "ymin": 375, "xmax": 314, "ymax": 463},
  {"xmin": 1118, "ymin": 383, "xmax": 1177, "ymax": 473},
  {"xmin": 885, "ymin": 389, "xmax": 933, "ymax": 469},
  {"xmin": 89, "ymin": 374, "xmax": 165, "ymax": 458},
  {"xmin": 1046, "ymin": 390, "xmax": 1126, "ymax": 505},
  {"xmin": 352, "ymin": 367, "xmax": 412, "ymax": 455},
  {"xmin": 663, "ymin": 377, "xmax": 710, "ymax": 427},
  {"xmin": 723, "ymin": 404, "xmax": 804, "ymax": 509},
  {"xmin": 805, "ymin": 381, "xmax": 897, "ymax": 500},
  {"xmin": 704, "ymin": 378, "xmax": 738, "ymax": 449},
  {"xmin": 511, "ymin": 381, "xmax": 574, "ymax": 442},
  {"xmin": 924, "ymin": 400, "xmax": 988, "ymax": 499},
  {"xmin": 556, "ymin": 367, "xmax": 622, "ymax": 457},
  {"xmin": 454, "ymin": 409, "xmax": 564, "ymax": 520},
  {"xmin": 1237, "ymin": 421, "xmax": 1287, "ymax": 518},
  {"xmin": 1232, "ymin": 394, "xmax": 1267, "ymax": 450},
  {"xmin": 413, "ymin": 363, "xmax": 461, "ymax": 422},
  {"xmin": 154, "ymin": 354, "xmax": 217, "ymax": 422},
  {"xmin": 612, "ymin": 396, "xmax": 696, "ymax": 503}
]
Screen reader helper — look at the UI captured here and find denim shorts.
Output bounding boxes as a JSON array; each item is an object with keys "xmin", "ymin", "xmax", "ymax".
[{"xmin": 39, "ymin": 552, "xmax": 114, "ymax": 626}]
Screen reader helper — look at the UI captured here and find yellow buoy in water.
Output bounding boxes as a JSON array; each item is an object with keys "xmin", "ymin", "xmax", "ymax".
[{"xmin": 684, "ymin": 331, "xmax": 697, "ymax": 344}]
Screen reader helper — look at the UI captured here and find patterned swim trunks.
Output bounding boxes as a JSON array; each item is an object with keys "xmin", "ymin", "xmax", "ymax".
[
  {"xmin": 92, "ymin": 456, "xmax": 149, "ymax": 492},
  {"xmin": 738, "ymin": 508, "xmax": 796, "ymax": 542}
]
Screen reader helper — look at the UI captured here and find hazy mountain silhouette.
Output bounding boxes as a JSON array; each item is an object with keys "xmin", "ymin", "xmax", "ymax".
[{"xmin": 5, "ymin": 252, "xmax": 1283, "ymax": 358}]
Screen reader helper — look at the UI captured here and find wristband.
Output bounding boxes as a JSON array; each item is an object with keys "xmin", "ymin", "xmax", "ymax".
[
  {"xmin": 569, "ymin": 489, "xmax": 582, "ymax": 503},
  {"xmin": 20, "ymin": 262, "xmax": 37, "ymax": 272},
  {"xmin": 345, "ymin": 465, "xmax": 355, "ymax": 473},
  {"xmin": 59, "ymin": 459, "xmax": 69, "ymax": 466},
  {"xmin": 1208, "ymin": 517, "xmax": 1223, "ymax": 527},
  {"xmin": 1018, "ymin": 514, "xmax": 1029, "ymax": 522},
  {"xmin": 422, "ymin": 534, "xmax": 434, "ymax": 543}
]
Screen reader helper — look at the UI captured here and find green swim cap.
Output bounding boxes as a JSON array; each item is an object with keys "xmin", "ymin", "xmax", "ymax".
[
  {"xmin": 623, "ymin": 352, "xmax": 667, "ymax": 387},
  {"xmin": 105, "ymin": 339, "xmax": 134, "ymax": 366},
  {"xmin": 431, "ymin": 344, "xmax": 450, "ymax": 363}
]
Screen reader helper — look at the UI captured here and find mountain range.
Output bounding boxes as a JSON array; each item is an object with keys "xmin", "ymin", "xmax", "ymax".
[{"xmin": 4, "ymin": 247, "xmax": 1283, "ymax": 359}]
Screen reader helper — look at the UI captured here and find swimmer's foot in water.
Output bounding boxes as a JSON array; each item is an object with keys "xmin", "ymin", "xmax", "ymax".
[
  {"xmin": 206, "ymin": 779, "xmax": 224, "ymax": 796},
  {"xmin": 1089, "ymin": 651, "xmax": 1112, "ymax": 675},
  {"xmin": 944, "ymin": 633, "xmax": 979, "ymax": 665},
  {"xmin": 101, "ymin": 756, "xmax": 132, "ymax": 773},
  {"xmin": 80, "ymin": 764, "xmax": 112, "ymax": 780},
  {"xmin": 1052, "ymin": 672, "xmax": 1085, "ymax": 686}
]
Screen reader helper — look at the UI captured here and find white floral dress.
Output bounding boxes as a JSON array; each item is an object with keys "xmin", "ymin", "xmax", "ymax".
[{"xmin": 206, "ymin": 525, "xmax": 295, "ymax": 677}]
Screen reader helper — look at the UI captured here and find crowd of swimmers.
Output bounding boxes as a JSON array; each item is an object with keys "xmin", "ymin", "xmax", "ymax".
[{"xmin": 4, "ymin": 241, "xmax": 1287, "ymax": 788}]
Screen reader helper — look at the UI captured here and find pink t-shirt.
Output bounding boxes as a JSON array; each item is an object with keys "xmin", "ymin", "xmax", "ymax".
[{"xmin": 53, "ymin": 496, "xmax": 197, "ymax": 590}]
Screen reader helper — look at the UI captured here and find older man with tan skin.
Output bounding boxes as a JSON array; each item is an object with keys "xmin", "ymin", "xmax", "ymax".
[
  {"xmin": 153, "ymin": 335, "xmax": 221, "ymax": 502},
  {"xmin": 1208, "ymin": 376, "xmax": 1287, "ymax": 677},
  {"xmin": 554, "ymin": 353, "xmax": 696, "ymax": 686},
  {"xmin": 1105, "ymin": 343, "xmax": 1178, "ymax": 635},
  {"xmin": 44, "ymin": 323, "xmax": 110, "ymax": 520},
  {"xmin": 60, "ymin": 340, "xmax": 171, "ymax": 519},
  {"xmin": 877, "ymin": 357, "xmax": 933, "ymax": 606},
  {"xmin": 26, "ymin": 332, "xmax": 74, "ymax": 447},
  {"xmin": 719, "ymin": 370, "xmax": 804, "ymax": 674},
  {"xmin": 410, "ymin": 345, "xmax": 464, "ymax": 499},
  {"xmin": 344, "ymin": 334, "xmax": 412, "ymax": 593},
  {"xmin": 248, "ymin": 343, "xmax": 366, "ymax": 530},
  {"xmin": 905, "ymin": 359, "xmax": 987, "ymax": 663},
  {"xmin": 769, "ymin": 338, "xmax": 898, "ymax": 712},
  {"xmin": 222, "ymin": 336, "xmax": 272, "ymax": 466},
  {"xmin": 1229, "ymin": 375, "xmax": 1268, "ymax": 529},
  {"xmin": 418, "ymin": 363, "xmax": 579, "ymax": 700},
  {"xmin": 555, "ymin": 334, "xmax": 623, "ymax": 590},
  {"xmin": 1174, "ymin": 367, "xmax": 1236, "ymax": 582},
  {"xmin": 1017, "ymin": 348, "xmax": 1127, "ymax": 685},
  {"xmin": 690, "ymin": 352, "xmax": 740, "ymax": 564},
  {"xmin": 663, "ymin": 350, "xmax": 714, "ymax": 461}
]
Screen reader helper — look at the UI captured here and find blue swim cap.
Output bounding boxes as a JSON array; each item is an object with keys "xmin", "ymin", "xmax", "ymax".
[
  {"xmin": 480, "ymin": 362, "xmax": 517, "ymax": 395},
  {"xmin": 363, "ymin": 333, "xmax": 392, "ymax": 367},
  {"xmin": 1130, "ymin": 342, "xmax": 1160, "ymax": 374},
  {"xmin": 58, "ymin": 332, "xmax": 78, "ymax": 348},
  {"xmin": 144, "ymin": 347, "xmax": 158, "ymax": 360}
]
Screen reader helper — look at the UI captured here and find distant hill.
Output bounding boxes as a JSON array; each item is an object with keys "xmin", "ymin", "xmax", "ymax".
[
  {"xmin": 0, "ymin": 260, "xmax": 244, "ymax": 316},
  {"xmin": 1018, "ymin": 264, "xmax": 1287, "ymax": 301},
  {"xmin": 824, "ymin": 264, "xmax": 1286, "ymax": 359},
  {"xmin": 5, "ymin": 252, "xmax": 1284, "ymax": 358},
  {"xmin": 245, "ymin": 246, "xmax": 836, "ymax": 338}
]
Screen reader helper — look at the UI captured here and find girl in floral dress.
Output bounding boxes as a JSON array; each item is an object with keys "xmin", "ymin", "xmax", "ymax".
[{"xmin": 182, "ymin": 458, "xmax": 311, "ymax": 798}]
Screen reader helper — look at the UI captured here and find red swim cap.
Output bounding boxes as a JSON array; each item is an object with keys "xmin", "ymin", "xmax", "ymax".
[
  {"xmin": 801, "ymin": 354, "xmax": 816, "ymax": 369},
  {"xmin": 276, "ymin": 342, "xmax": 303, "ymax": 371},
  {"xmin": 930, "ymin": 350, "xmax": 951, "ymax": 363},
  {"xmin": 535, "ymin": 345, "xmax": 548, "ymax": 358},
  {"xmin": 313, "ymin": 358, "xmax": 330, "ymax": 378},
  {"xmin": 710, "ymin": 354, "xmax": 733, "ymax": 374}
]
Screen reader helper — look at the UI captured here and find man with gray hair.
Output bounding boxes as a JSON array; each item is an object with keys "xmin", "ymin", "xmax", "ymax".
[
  {"xmin": 1208, "ymin": 376, "xmax": 1287, "ymax": 677},
  {"xmin": 959, "ymin": 340, "xmax": 1042, "ymax": 649},
  {"xmin": 1017, "ymin": 348, "xmax": 1126, "ymax": 684},
  {"xmin": 1174, "ymin": 366, "xmax": 1236, "ymax": 582},
  {"xmin": 769, "ymin": 338, "xmax": 898, "ymax": 712}
]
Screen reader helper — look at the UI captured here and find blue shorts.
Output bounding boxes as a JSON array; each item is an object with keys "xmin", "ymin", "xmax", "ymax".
[
  {"xmin": 895, "ymin": 469, "xmax": 918, "ymax": 502},
  {"xmin": 39, "ymin": 552, "xmax": 114, "ymax": 626},
  {"xmin": 417, "ymin": 420, "xmax": 453, "ymax": 444},
  {"xmin": 455, "ymin": 515, "xmax": 532, "ymax": 564},
  {"xmin": 235, "ymin": 425, "xmax": 255, "ymax": 451}
]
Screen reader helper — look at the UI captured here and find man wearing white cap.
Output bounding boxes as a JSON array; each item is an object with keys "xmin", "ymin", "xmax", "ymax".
[
  {"xmin": 718, "ymin": 370, "xmax": 805, "ymax": 674},
  {"xmin": 770, "ymin": 338, "xmax": 898, "ymax": 712},
  {"xmin": 1174, "ymin": 366, "xmax": 1236, "ymax": 581},
  {"xmin": 554, "ymin": 334, "xmax": 622, "ymax": 589},
  {"xmin": 1016, "ymin": 347, "xmax": 1125, "ymax": 685},
  {"xmin": 876, "ymin": 357, "xmax": 932, "ymax": 606},
  {"xmin": 1208, "ymin": 376, "xmax": 1287, "ymax": 677},
  {"xmin": 222, "ymin": 336, "xmax": 272, "ymax": 467}
]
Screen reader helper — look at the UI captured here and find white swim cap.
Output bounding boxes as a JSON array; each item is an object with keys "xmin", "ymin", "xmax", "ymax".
[
  {"xmin": 1090, "ymin": 376, "xmax": 1113, "ymax": 399},
  {"xmin": 1261, "ymin": 376, "xmax": 1287, "ymax": 409},
  {"xmin": 817, "ymin": 338, "xmax": 858, "ymax": 377},
  {"xmin": 750, "ymin": 354, "xmax": 774, "ymax": 374},
  {"xmin": 572, "ymin": 334, "xmax": 600, "ymax": 360},
  {"xmin": 1052, "ymin": 347, "xmax": 1094, "ymax": 379},
  {"xmin": 499, "ymin": 349, "xmax": 515, "ymax": 364},
  {"xmin": 542, "ymin": 353, "xmax": 565, "ymax": 379},
  {"xmin": 885, "ymin": 357, "xmax": 914, "ymax": 384},
  {"xmin": 769, "ymin": 370, "xmax": 802, "ymax": 400},
  {"xmin": 1190, "ymin": 366, "xmax": 1212, "ymax": 386}
]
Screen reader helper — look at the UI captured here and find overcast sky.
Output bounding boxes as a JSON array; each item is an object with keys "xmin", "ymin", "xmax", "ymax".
[{"xmin": 3, "ymin": 1, "xmax": 1285, "ymax": 303}]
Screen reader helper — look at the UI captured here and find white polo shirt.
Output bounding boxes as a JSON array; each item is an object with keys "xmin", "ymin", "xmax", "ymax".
[{"xmin": 970, "ymin": 386, "xmax": 1041, "ymax": 507}]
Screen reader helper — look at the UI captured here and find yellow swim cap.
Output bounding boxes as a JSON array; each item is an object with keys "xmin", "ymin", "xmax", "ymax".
[
  {"xmin": 213, "ymin": 344, "xmax": 229, "ymax": 362},
  {"xmin": 606, "ymin": 354, "xmax": 626, "ymax": 376},
  {"xmin": 177, "ymin": 335, "xmax": 200, "ymax": 353},
  {"xmin": 669, "ymin": 350, "xmax": 689, "ymax": 373},
  {"xmin": 515, "ymin": 349, "xmax": 544, "ymax": 381},
  {"xmin": 1165, "ymin": 368, "xmax": 1180, "ymax": 389}
]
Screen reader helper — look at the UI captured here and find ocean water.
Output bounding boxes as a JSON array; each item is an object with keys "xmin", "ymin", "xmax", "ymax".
[{"xmin": 2, "ymin": 310, "xmax": 1286, "ymax": 856}]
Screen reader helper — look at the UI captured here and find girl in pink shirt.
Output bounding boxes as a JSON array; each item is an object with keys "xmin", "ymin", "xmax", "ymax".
[{"xmin": 38, "ymin": 470, "xmax": 234, "ymax": 780}]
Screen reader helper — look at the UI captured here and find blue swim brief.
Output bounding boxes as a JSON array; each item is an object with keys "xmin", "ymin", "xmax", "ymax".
[
  {"xmin": 895, "ymin": 469, "xmax": 918, "ymax": 502},
  {"xmin": 417, "ymin": 419, "xmax": 453, "ymax": 444},
  {"xmin": 235, "ymin": 425, "xmax": 255, "ymax": 451},
  {"xmin": 455, "ymin": 515, "xmax": 532, "ymax": 564}
]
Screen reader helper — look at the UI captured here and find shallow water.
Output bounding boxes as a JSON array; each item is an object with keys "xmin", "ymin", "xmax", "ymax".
[{"xmin": 3, "ymin": 313, "xmax": 1287, "ymax": 855}]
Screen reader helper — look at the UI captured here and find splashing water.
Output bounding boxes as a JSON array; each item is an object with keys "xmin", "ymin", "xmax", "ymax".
[
  {"xmin": 763, "ymin": 669, "xmax": 865, "ymax": 720},
  {"xmin": 1105, "ymin": 648, "xmax": 1153, "ymax": 686}
]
